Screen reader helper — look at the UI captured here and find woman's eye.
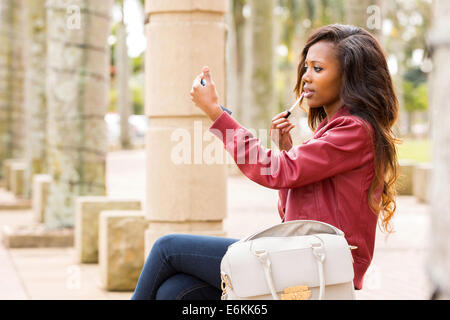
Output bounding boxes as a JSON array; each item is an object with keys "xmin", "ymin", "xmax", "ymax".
[{"xmin": 303, "ymin": 66, "xmax": 322, "ymax": 72}]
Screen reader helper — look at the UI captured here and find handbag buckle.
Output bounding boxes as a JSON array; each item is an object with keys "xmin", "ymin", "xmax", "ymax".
[
  {"xmin": 281, "ymin": 285, "xmax": 312, "ymax": 300},
  {"xmin": 221, "ymin": 272, "xmax": 232, "ymax": 299}
]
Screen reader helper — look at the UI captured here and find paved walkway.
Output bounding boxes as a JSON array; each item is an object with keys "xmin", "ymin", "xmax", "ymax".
[{"xmin": 0, "ymin": 149, "xmax": 433, "ymax": 299}]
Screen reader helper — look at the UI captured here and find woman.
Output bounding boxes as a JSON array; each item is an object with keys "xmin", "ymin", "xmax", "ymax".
[{"xmin": 131, "ymin": 24, "xmax": 400, "ymax": 300}]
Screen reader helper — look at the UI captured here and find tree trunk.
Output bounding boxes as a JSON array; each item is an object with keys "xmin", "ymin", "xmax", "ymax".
[
  {"xmin": 0, "ymin": 0, "xmax": 25, "ymax": 175},
  {"xmin": 116, "ymin": 20, "xmax": 131, "ymax": 149},
  {"xmin": 227, "ymin": 0, "xmax": 246, "ymax": 124},
  {"xmin": 0, "ymin": 0, "xmax": 13, "ymax": 174},
  {"xmin": 45, "ymin": 0, "xmax": 112, "ymax": 228},
  {"xmin": 345, "ymin": 0, "xmax": 383, "ymax": 43},
  {"xmin": 427, "ymin": 0, "xmax": 450, "ymax": 300},
  {"xmin": 23, "ymin": 0, "xmax": 47, "ymax": 197},
  {"xmin": 249, "ymin": 0, "xmax": 275, "ymax": 132}
]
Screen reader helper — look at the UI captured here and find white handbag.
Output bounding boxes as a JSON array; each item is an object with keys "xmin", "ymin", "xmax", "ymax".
[{"xmin": 220, "ymin": 220, "xmax": 356, "ymax": 300}]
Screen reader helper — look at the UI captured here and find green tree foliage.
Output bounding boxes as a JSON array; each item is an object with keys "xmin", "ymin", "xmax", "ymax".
[
  {"xmin": 403, "ymin": 80, "xmax": 428, "ymax": 112},
  {"xmin": 131, "ymin": 84, "xmax": 144, "ymax": 115}
]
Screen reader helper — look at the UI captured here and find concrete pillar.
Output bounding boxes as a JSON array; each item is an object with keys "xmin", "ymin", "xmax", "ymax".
[
  {"xmin": 32, "ymin": 174, "xmax": 52, "ymax": 223},
  {"xmin": 45, "ymin": 0, "xmax": 113, "ymax": 228},
  {"xmin": 99, "ymin": 210, "xmax": 147, "ymax": 291},
  {"xmin": 427, "ymin": 0, "xmax": 450, "ymax": 299},
  {"xmin": 23, "ymin": 0, "xmax": 48, "ymax": 198},
  {"xmin": 75, "ymin": 197, "xmax": 141, "ymax": 263},
  {"xmin": 144, "ymin": 0, "xmax": 229, "ymax": 253},
  {"xmin": 0, "ymin": 0, "xmax": 26, "ymax": 177}
]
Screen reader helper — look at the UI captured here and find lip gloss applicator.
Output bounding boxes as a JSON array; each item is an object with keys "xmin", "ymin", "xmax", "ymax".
[{"xmin": 284, "ymin": 80, "xmax": 306, "ymax": 118}]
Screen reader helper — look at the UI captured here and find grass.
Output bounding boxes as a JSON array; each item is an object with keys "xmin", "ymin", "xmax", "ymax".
[{"xmin": 397, "ymin": 138, "xmax": 432, "ymax": 163}]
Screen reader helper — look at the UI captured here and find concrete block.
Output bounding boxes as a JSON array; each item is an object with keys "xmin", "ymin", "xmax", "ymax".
[
  {"xmin": 99, "ymin": 210, "xmax": 148, "ymax": 291},
  {"xmin": 396, "ymin": 160, "xmax": 418, "ymax": 195},
  {"xmin": 413, "ymin": 163, "xmax": 432, "ymax": 203},
  {"xmin": 2, "ymin": 159, "xmax": 24, "ymax": 191},
  {"xmin": 75, "ymin": 197, "xmax": 141, "ymax": 263},
  {"xmin": 32, "ymin": 174, "xmax": 52, "ymax": 223},
  {"xmin": 1, "ymin": 225, "xmax": 73, "ymax": 248},
  {"xmin": 10, "ymin": 162, "xmax": 27, "ymax": 198},
  {"xmin": 0, "ymin": 187, "xmax": 31, "ymax": 210}
]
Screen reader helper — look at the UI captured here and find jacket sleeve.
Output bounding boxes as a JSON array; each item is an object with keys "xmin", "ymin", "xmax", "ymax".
[
  {"xmin": 209, "ymin": 111, "xmax": 372, "ymax": 190},
  {"xmin": 277, "ymin": 189, "xmax": 288, "ymax": 221}
]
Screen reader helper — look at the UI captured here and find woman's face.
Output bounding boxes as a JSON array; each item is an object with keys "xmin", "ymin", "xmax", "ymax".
[{"xmin": 302, "ymin": 41, "xmax": 342, "ymax": 109}]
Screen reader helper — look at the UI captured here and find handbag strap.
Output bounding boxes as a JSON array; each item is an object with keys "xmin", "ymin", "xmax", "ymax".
[
  {"xmin": 253, "ymin": 249, "xmax": 279, "ymax": 300},
  {"xmin": 252, "ymin": 235, "xmax": 326, "ymax": 300},
  {"xmin": 310, "ymin": 235, "xmax": 326, "ymax": 300}
]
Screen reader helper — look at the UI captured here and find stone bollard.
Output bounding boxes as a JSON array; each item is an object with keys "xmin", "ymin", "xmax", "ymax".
[
  {"xmin": 10, "ymin": 162, "xmax": 27, "ymax": 198},
  {"xmin": 2, "ymin": 159, "xmax": 24, "ymax": 191},
  {"xmin": 396, "ymin": 160, "xmax": 418, "ymax": 196},
  {"xmin": 413, "ymin": 163, "xmax": 432, "ymax": 203},
  {"xmin": 32, "ymin": 174, "xmax": 52, "ymax": 223},
  {"xmin": 75, "ymin": 197, "xmax": 141, "ymax": 263},
  {"xmin": 99, "ymin": 210, "xmax": 148, "ymax": 291}
]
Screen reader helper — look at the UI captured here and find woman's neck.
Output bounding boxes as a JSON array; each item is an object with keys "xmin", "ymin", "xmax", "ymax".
[{"xmin": 323, "ymin": 98, "xmax": 344, "ymax": 122}]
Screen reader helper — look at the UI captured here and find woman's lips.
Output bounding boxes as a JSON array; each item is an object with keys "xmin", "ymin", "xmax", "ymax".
[{"xmin": 303, "ymin": 91, "xmax": 314, "ymax": 98}]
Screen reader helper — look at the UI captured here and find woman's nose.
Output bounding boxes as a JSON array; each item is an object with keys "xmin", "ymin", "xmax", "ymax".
[{"xmin": 302, "ymin": 69, "xmax": 312, "ymax": 83}]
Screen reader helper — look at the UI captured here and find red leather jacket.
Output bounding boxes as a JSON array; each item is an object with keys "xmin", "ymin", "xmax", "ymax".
[{"xmin": 209, "ymin": 105, "xmax": 382, "ymax": 290}]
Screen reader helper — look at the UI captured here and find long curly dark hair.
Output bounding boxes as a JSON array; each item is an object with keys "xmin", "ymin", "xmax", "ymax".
[{"xmin": 294, "ymin": 24, "xmax": 400, "ymax": 233}]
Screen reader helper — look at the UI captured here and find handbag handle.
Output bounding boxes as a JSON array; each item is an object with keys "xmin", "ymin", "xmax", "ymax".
[
  {"xmin": 253, "ymin": 249, "xmax": 279, "ymax": 300},
  {"xmin": 310, "ymin": 236, "xmax": 326, "ymax": 300},
  {"xmin": 252, "ymin": 235, "xmax": 326, "ymax": 300}
]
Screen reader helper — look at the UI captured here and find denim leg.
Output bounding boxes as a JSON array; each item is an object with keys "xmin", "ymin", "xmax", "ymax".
[
  {"xmin": 155, "ymin": 273, "xmax": 221, "ymax": 300},
  {"xmin": 131, "ymin": 234, "xmax": 238, "ymax": 300}
]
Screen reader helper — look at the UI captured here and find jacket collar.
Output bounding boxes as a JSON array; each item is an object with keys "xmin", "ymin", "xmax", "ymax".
[{"xmin": 315, "ymin": 105, "xmax": 350, "ymax": 133}]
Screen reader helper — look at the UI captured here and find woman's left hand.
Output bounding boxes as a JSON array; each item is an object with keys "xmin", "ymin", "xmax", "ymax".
[{"xmin": 190, "ymin": 66, "xmax": 223, "ymax": 121}]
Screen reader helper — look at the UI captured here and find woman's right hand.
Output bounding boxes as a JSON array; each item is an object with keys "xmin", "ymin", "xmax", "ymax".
[{"xmin": 269, "ymin": 111, "xmax": 295, "ymax": 151}]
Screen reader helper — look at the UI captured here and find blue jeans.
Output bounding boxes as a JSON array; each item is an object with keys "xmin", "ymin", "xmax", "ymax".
[{"xmin": 131, "ymin": 234, "xmax": 238, "ymax": 300}]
